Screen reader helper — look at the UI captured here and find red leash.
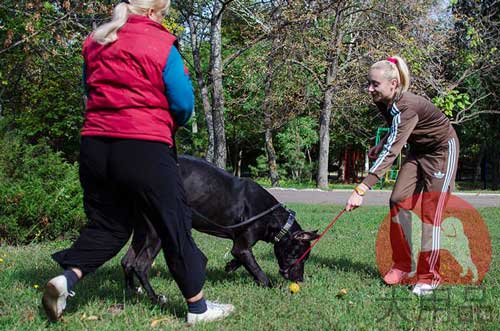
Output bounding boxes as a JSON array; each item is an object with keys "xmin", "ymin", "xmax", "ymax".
[{"xmin": 293, "ymin": 208, "xmax": 346, "ymax": 267}]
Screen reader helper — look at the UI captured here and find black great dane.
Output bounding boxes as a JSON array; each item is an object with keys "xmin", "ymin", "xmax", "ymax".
[{"xmin": 121, "ymin": 155, "xmax": 319, "ymax": 304}]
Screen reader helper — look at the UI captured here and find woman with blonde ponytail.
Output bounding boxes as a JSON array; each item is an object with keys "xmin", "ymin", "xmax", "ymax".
[
  {"xmin": 42, "ymin": 0, "xmax": 234, "ymax": 324},
  {"xmin": 345, "ymin": 55, "xmax": 460, "ymax": 296}
]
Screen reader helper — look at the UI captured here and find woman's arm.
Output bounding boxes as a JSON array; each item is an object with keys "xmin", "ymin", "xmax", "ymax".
[{"xmin": 162, "ymin": 46, "xmax": 194, "ymax": 127}]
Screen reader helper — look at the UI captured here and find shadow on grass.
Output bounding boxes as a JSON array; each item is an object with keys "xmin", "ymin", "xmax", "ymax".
[
  {"xmin": 259, "ymin": 251, "xmax": 380, "ymax": 279},
  {"xmin": 308, "ymin": 255, "xmax": 380, "ymax": 278},
  {"xmin": 14, "ymin": 263, "xmax": 184, "ymax": 318},
  {"xmin": 15, "ymin": 259, "xmax": 278, "ymax": 320}
]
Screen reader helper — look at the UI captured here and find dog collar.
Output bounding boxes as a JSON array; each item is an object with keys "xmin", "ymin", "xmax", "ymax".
[{"xmin": 274, "ymin": 210, "xmax": 296, "ymax": 243}]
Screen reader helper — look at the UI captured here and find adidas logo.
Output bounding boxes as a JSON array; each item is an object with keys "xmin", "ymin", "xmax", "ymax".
[{"xmin": 433, "ymin": 171, "xmax": 445, "ymax": 179}]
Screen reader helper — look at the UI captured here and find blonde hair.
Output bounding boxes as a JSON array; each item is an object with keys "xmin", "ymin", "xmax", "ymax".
[
  {"xmin": 370, "ymin": 55, "xmax": 410, "ymax": 92},
  {"xmin": 92, "ymin": 0, "xmax": 170, "ymax": 45}
]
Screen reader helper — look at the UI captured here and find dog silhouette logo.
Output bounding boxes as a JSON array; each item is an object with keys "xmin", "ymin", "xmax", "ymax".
[
  {"xmin": 405, "ymin": 212, "xmax": 478, "ymax": 282},
  {"xmin": 375, "ymin": 193, "xmax": 491, "ymax": 285}
]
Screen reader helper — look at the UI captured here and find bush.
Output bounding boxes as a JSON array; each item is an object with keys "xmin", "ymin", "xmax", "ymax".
[{"xmin": 0, "ymin": 135, "xmax": 85, "ymax": 245}]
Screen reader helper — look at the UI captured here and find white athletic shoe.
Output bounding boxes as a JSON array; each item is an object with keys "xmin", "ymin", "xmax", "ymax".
[
  {"xmin": 42, "ymin": 275, "xmax": 75, "ymax": 321},
  {"xmin": 186, "ymin": 300, "xmax": 235, "ymax": 324},
  {"xmin": 412, "ymin": 283, "xmax": 435, "ymax": 296}
]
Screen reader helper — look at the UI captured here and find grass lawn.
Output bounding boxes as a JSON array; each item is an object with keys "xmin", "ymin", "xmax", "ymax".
[{"xmin": 0, "ymin": 205, "xmax": 498, "ymax": 330}]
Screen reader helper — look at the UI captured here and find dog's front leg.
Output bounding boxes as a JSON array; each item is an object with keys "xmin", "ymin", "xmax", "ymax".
[
  {"xmin": 225, "ymin": 258, "xmax": 242, "ymax": 273},
  {"xmin": 232, "ymin": 247, "xmax": 271, "ymax": 287}
]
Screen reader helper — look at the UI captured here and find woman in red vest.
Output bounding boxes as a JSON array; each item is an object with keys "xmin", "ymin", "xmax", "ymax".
[{"xmin": 42, "ymin": 0, "xmax": 234, "ymax": 324}]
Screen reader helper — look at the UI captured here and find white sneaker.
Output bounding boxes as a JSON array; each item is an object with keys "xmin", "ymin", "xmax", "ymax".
[
  {"xmin": 186, "ymin": 300, "xmax": 235, "ymax": 324},
  {"xmin": 412, "ymin": 283, "xmax": 435, "ymax": 296},
  {"xmin": 42, "ymin": 275, "xmax": 75, "ymax": 321}
]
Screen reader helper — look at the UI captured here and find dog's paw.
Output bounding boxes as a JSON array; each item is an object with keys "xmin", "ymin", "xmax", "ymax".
[
  {"xmin": 256, "ymin": 277, "xmax": 272, "ymax": 288},
  {"xmin": 225, "ymin": 259, "xmax": 241, "ymax": 273}
]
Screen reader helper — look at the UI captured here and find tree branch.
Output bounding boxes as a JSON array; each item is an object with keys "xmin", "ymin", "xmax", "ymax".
[
  {"xmin": 452, "ymin": 110, "xmax": 500, "ymax": 124},
  {"xmin": 287, "ymin": 59, "xmax": 325, "ymax": 91},
  {"xmin": 0, "ymin": 11, "xmax": 73, "ymax": 55},
  {"xmin": 223, "ymin": 34, "xmax": 268, "ymax": 68}
]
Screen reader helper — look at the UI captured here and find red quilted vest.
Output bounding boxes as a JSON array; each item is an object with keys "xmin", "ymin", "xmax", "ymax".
[{"xmin": 82, "ymin": 15, "xmax": 178, "ymax": 145}]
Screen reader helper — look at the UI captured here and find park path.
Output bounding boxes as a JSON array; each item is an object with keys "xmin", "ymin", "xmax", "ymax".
[{"xmin": 267, "ymin": 188, "xmax": 500, "ymax": 208}]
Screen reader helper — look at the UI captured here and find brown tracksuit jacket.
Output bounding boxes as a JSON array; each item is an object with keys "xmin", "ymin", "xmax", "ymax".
[{"xmin": 362, "ymin": 91, "xmax": 456, "ymax": 188}]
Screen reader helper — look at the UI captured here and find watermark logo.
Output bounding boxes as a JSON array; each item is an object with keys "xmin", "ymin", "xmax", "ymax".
[
  {"xmin": 376, "ymin": 286, "xmax": 494, "ymax": 324},
  {"xmin": 375, "ymin": 193, "xmax": 491, "ymax": 285}
]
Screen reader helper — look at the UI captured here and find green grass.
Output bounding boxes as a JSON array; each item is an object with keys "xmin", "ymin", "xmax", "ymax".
[{"xmin": 0, "ymin": 205, "xmax": 498, "ymax": 330}]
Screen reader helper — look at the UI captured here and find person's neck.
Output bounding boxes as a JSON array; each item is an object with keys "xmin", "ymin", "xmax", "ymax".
[{"xmin": 386, "ymin": 90, "xmax": 401, "ymax": 110}]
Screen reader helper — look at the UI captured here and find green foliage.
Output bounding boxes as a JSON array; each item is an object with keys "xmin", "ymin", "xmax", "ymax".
[
  {"xmin": 249, "ymin": 154, "xmax": 270, "ymax": 178},
  {"xmin": 0, "ymin": 1, "xmax": 108, "ymax": 160},
  {"xmin": 276, "ymin": 117, "xmax": 318, "ymax": 181},
  {"xmin": 0, "ymin": 0, "xmax": 498, "ymax": 190},
  {"xmin": 0, "ymin": 135, "xmax": 85, "ymax": 245},
  {"xmin": 162, "ymin": 8, "xmax": 184, "ymax": 35},
  {"xmin": 432, "ymin": 90, "xmax": 472, "ymax": 117}
]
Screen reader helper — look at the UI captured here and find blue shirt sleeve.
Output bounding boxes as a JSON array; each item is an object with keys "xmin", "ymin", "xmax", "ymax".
[{"xmin": 163, "ymin": 47, "xmax": 194, "ymax": 126}]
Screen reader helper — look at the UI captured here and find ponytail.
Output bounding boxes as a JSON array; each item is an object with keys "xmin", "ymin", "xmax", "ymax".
[
  {"xmin": 389, "ymin": 56, "xmax": 410, "ymax": 92},
  {"xmin": 92, "ymin": 0, "xmax": 170, "ymax": 45},
  {"xmin": 92, "ymin": 3, "xmax": 130, "ymax": 45},
  {"xmin": 371, "ymin": 55, "xmax": 411, "ymax": 92}
]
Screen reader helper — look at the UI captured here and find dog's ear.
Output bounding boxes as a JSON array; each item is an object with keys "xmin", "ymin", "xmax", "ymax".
[{"xmin": 292, "ymin": 230, "xmax": 320, "ymax": 242}]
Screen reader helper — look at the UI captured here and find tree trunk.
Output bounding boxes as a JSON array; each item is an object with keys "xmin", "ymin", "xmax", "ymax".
[
  {"xmin": 473, "ymin": 143, "xmax": 485, "ymax": 183},
  {"xmin": 210, "ymin": 0, "xmax": 227, "ymax": 169},
  {"xmin": 188, "ymin": 16, "xmax": 214, "ymax": 163},
  {"xmin": 265, "ymin": 125, "xmax": 279, "ymax": 186},
  {"xmin": 262, "ymin": 13, "xmax": 281, "ymax": 187},
  {"xmin": 237, "ymin": 149, "xmax": 242, "ymax": 177},
  {"xmin": 317, "ymin": 88, "xmax": 333, "ymax": 189},
  {"xmin": 317, "ymin": 6, "xmax": 343, "ymax": 189}
]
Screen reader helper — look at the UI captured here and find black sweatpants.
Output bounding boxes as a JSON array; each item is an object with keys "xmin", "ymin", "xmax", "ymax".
[{"xmin": 52, "ymin": 137, "xmax": 207, "ymax": 299}]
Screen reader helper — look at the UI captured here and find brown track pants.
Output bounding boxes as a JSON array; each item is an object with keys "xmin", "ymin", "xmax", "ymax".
[{"xmin": 389, "ymin": 135, "xmax": 459, "ymax": 285}]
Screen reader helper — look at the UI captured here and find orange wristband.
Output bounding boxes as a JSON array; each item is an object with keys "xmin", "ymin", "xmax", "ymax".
[{"xmin": 354, "ymin": 185, "xmax": 366, "ymax": 196}]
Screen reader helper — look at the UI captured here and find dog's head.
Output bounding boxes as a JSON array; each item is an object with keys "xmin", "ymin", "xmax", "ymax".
[{"xmin": 274, "ymin": 230, "xmax": 319, "ymax": 282}]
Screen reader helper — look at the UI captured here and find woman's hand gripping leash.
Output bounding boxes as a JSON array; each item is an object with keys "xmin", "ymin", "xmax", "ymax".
[{"xmin": 346, "ymin": 183, "xmax": 369, "ymax": 211}]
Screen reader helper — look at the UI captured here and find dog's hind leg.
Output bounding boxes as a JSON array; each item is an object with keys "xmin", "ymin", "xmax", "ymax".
[
  {"xmin": 121, "ymin": 246, "xmax": 138, "ymax": 296},
  {"xmin": 123, "ymin": 216, "xmax": 166, "ymax": 305},
  {"xmin": 131, "ymin": 216, "xmax": 166, "ymax": 305},
  {"xmin": 133, "ymin": 239, "xmax": 164, "ymax": 304}
]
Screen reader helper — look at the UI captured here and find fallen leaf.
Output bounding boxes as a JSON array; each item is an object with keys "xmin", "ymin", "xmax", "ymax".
[
  {"xmin": 150, "ymin": 317, "xmax": 173, "ymax": 327},
  {"xmin": 85, "ymin": 315, "xmax": 99, "ymax": 321},
  {"xmin": 24, "ymin": 310, "xmax": 34, "ymax": 321}
]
